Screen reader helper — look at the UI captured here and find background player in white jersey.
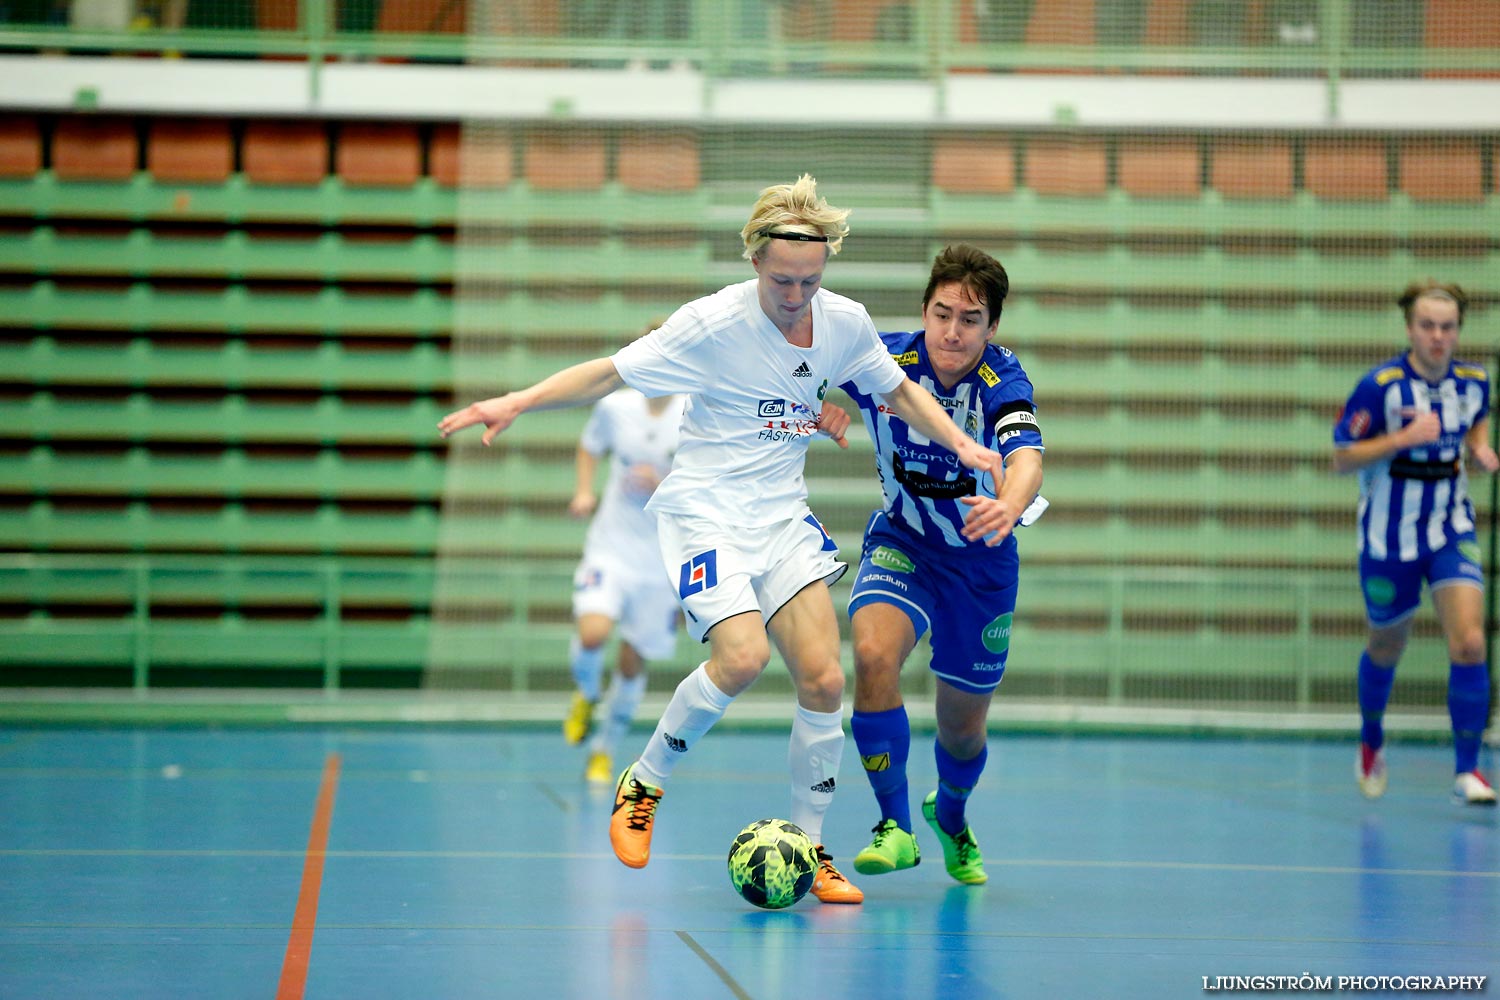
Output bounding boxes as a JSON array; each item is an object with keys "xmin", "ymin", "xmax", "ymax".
[
  {"xmin": 439, "ymin": 175, "xmax": 1008, "ymax": 904},
  {"xmin": 839, "ymin": 244, "xmax": 1045, "ymax": 885},
  {"xmin": 1333, "ymin": 280, "xmax": 1497, "ymax": 806},
  {"xmin": 561, "ymin": 322, "xmax": 686, "ymax": 786}
]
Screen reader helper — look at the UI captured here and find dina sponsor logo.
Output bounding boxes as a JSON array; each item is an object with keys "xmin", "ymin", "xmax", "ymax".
[
  {"xmin": 870, "ymin": 546, "xmax": 914, "ymax": 573},
  {"xmin": 981, "ymin": 612, "xmax": 1012, "ymax": 654}
]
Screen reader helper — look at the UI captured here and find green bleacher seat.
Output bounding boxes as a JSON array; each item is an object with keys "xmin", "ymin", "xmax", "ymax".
[
  {"xmin": 0, "ymin": 283, "xmax": 452, "ymax": 337},
  {"xmin": 0, "ymin": 172, "xmax": 460, "ymax": 227},
  {"xmin": 1015, "ymin": 514, "xmax": 1351, "ymax": 568},
  {"xmin": 6, "ymin": 392, "xmax": 447, "ymax": 446},
  {"xmin": 1023, "ymin": 353, "xmax": 1368, "ymax": 405},
  {"xmin": 930, "ymin": 188, "xmax": 1500, "ymax": 241},
  {"xmin": 1039, "ymin": 407, "xmax": 1329, "ymax": 460},
  {"xmin": 3, "ymin": 447, "xmax": 448, "ymax": 502},
  {"xmin": 0, "ymin": 554, "xmax": 480, "ymax": 611},
  {"xmin": 0, "ymin": 501, "xmax": 441, "ymax": 554},
  {"xmin": 1036, "ymin": 462, "xmax": 1356, "ymax": 515},
  {"xmin": 2, "ymin": 228, "xmax": 714, "ymax": 287},
  {"xmin": 4, "ymin": 338, "xmax": 450, "ymax": 392},
  {"xmin": 991, "ymin": 300, "xmax": 1394, "ymax": 350}
]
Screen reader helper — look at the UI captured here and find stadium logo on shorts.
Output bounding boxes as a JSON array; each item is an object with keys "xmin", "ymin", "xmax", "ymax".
[
  {"xmin": 870, "ymin": 547, "xmax": 914, "ymax": 573},
  {"xmin": 981, "ymin": 612, "xmax": 1012, "ymax": 654},
  {"xmin": 861, "ymin": 752, "xmax": 890, "ymax": 772},
  {"xmin": 679, "ymin": 550, "xmax": 719, "ymax": 598},
  {"xmin": 1459, "ymin": 540, "xmax": 1482, "ymax": 566}
]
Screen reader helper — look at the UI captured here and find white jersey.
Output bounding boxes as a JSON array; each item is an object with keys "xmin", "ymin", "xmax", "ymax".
[
  {"xmin": 611, "ymin": 278, "xmax": 907, "ymax": 527},
  {"xmin": 579, "ymin": 389, "xmax": 685, "ymax": 571}
]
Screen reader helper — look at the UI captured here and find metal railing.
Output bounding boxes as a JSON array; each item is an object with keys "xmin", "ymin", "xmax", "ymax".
[{"xmin": 0, "ymin": 551, "xmax": 1459, "ymax": 709}]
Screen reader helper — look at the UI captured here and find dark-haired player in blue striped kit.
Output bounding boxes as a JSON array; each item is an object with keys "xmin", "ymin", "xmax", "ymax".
[
  {"xmin": 840, "ymin": 244, "xmax": 1046, "ymax": 884},
  {"xmin": 1333, "ymin": 280, "xmax": 1497, "ymax": 806}
]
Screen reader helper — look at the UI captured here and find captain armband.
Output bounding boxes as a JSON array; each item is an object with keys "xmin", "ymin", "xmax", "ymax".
[{"xmin": 993, "ymin": 403, "xmax": 1038, "ymax": 445}]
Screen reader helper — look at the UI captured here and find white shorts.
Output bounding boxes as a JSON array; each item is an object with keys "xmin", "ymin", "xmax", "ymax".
[
  {"xmin": 571, "ymin": 553, "xmax": 681, "ymax": 662},
  {"xmin": 655, "ymin": 509, "xmax": 847, "ymax": 643}
]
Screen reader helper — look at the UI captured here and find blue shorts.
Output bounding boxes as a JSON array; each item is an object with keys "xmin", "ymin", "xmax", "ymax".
[
  {"xmin": 846, "ymin": 511, "xmax": 1019, "ymax": 695},
  {"xmin": 1359, "ymin": 533, "xmax": 1484, "ymax": 627}
]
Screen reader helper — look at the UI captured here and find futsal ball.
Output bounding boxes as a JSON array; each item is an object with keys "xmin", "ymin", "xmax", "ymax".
[{"xmin": 726, "ymin": 818, "xmax": 818, "ymax": 909}]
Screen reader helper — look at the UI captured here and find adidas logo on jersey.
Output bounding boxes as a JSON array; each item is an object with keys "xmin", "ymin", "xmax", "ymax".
[
  {"xmin": 792, "ymin": 362, "xmax": 813, "ymax": 378},
  {"xmin": 662, "ymin": 733, "xmax": 688, "ymax": 753},
  {"xmin": 809, "ymin": 777, "xmax": 836, "ymax": 794}
]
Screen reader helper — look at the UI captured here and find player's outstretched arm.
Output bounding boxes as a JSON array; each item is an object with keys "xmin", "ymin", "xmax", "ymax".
[
  {"xmin": 881, "ymin": 379, "xmax": 1004, "ymax": 481},
  {"xmin": 438, "ymin": 358, "xmax": 625, "ymax": 446}
]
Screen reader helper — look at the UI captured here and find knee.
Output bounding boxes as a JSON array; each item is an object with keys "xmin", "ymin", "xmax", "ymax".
[
  {"xmin": 854, "ymin": 633, "xmax": 903, "ymax": 677},
  {"xmin": 712, "ymin": 637, "xmax": 772, "ymax": 691},
  {"xmin": 939, "ymin": 725, "xmax": 987, "ymax": 761},
  {"xmin": 576, "ymin": 617, "xmax": 613, "ymax": 649},
  {"xmin": 1448, "ymin": 629, "xmax": 1487, "ymax": 666},
  {"xmin": 577, "ymin": 632, "xmax": 609, "ymax": 651},
  {"xmin": 788, "ymin": 654, "xmax": 844, "ymax": 709},
  {"xmin": 853, "ymin": 636, "xmax": 904, "ymax": 707},
  {"xmin": 1366, "ymin": 632, "xmax": 1407, "ymax": 665}
]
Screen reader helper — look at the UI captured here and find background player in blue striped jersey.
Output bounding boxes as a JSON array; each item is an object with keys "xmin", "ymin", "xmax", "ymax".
[
  {"xmin": 839, "ymin": 244, "xmax": 1046, "ymax": 884},
  {"xmin": 1333, "ymin": 280, "xmax": 1498, "ymax": 806}
]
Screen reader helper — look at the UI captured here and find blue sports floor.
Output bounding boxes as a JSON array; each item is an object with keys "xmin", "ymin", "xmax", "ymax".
[{"xmin": 0, "ymin": 724, "xmax": 1495, "ymax": 999}]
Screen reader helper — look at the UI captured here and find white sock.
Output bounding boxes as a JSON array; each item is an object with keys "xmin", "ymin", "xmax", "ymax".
[
  {"xmin": 592, "ymin": 672, "xmax": 647, "ymax": 756},
  {"xmin": 787, "ymin": 704, "xmax": 845, "ymax": 846},
  {"xmin": 569, "ymin": 635, "xmax": 606, "ymax": 701},
  {"xmin": 633, "ymin": 662, "xmax": 732, "ymax": 788}
]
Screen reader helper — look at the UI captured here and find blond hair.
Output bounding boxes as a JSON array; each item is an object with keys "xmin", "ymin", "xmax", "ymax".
[
  {"xmin": 1399, "ymin": 279, "xmax": 1468, "ymax": 326},
  {"xmin": 740, "ymin": 174, "xmax": 851, "ymax": 261}
]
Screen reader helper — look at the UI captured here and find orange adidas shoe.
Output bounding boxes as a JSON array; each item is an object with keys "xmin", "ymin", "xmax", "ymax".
[
  {"xmin": 609, "ymin": 763, "xmax": 664, "ymax": 869},
  {"xmin": 810, "ymin": 846, "xmax": 864, "ymax": 904}
]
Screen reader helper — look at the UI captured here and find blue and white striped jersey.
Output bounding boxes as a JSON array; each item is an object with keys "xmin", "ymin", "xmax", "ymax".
[
  {"xmin": 1333, "ymin": 353, "xmax": 1489, "ymax": 562},
  {"xmin": 841, "ymin": 331, "xmax": 1044, "ymax": 551}
]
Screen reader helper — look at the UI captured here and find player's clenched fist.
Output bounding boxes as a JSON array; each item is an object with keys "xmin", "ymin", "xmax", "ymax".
[{"xmin": 1398, "ymin": 410, "xmax": 1441, "ymax": 447}]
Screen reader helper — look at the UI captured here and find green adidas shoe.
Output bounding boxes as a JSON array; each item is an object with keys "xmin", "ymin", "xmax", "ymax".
[
  {"xmin": 852, "ymin": 818, "xmax": 921, "ymax": 875},
  {"xmin": 921, "ymin": 791, "xmax": 987, "ymax": 885}
]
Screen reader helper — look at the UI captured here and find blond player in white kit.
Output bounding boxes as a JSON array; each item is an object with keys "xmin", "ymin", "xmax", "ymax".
[
  {"xmin": 439, "ymin": 175, "xmax": 1009, "ymax": 904},
  {"xmin": 562, "ymin": 363, "xmax": 686, "ymax": 785}
]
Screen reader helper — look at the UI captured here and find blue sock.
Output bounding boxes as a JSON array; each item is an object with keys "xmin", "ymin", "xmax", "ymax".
[
  {"xmin": 1448, "ymin": 662, "xmax": 1490, "ymax": 775},
  {"xmin": 850, "ymin": 706, "xmax": 911, "ymax": 831},
  {"xmin": 1357, "ymin": 652, "xmax": 1397, "ymax": 750},
  {"xmin": 934, "ymin": 740, "xmax": 987, "ymax": 837}
]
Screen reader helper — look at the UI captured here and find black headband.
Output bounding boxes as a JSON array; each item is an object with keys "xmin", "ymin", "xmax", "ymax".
[{"xmin": 761, "ymin": 230, "xmax": 829, "ymax": 243}]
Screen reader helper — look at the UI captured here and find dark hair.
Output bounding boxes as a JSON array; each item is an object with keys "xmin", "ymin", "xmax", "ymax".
[
  {"xmin": 922, "ymin": 244, "xmax": 1009, "ymax": 326},
  {"xmin": 1399, "ymin": 279, "xmax": 1467, "ymax": 326}
]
